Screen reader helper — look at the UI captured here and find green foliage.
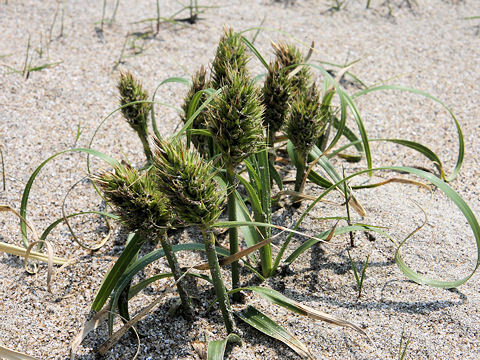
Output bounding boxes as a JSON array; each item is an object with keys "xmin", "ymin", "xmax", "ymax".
[
  {"xmin": 152, "ymin": 137, "xmax": 225, "ymax": 226},
  {"xmin": 347, "ymin": 250, "xmax": 370, "ymax": 298},
  {"xmin": 207, "ymin": 69, "xmax": 265, "ymax": 167},
  {"xmin": 181, "ymin": 65, "xmax": 211, "ymax": 156}
]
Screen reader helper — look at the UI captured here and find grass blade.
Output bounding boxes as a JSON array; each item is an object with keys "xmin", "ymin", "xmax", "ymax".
[
  {"xmin": 0, "ymin": 345, "xmax": 39, "ymax": 360},
  {"xmin": 352, "ymin": 84, "xmax": 463, "ymax": 181},
  {"xmin": 91, "ymin": 231, "xmax": 144, "ymax": 312},
  {"xmin": 20, "ymin": 148, "xmax": 119, "ymax": 248},
  {"xmin": 236, "ymin": 306, "xmax": 312, "ymax": 359},
  {"xmin": 232, "ymin": 286, "xmax": 368, "ymax": 337},
  {"xmin": 207, "ymin": 333, "xmax": 242, "ymax": 360},
  {"xmin": 282, "ymin": 166, "xmax": 480, "ymax": 288}
]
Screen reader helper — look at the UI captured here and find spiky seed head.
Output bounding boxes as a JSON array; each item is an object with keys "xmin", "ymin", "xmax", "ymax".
[
  {"xmin": 152, "ymin": 137, "xmax": 225, "ymax": 227},
  {"xmin": 207, "ymin": 68, "xmax": 265, "ymax": 167},
  {"xmin": 262, "ymin": 60, "xmax": 292, "ymax": 135},
  {"xmin": 118, "ymin": 71, "xmax": 151, "ymax": 135},
  {"xmin": 93, "ymin": 163, "xmax": 172, "ymax": 233},
  {"xmin": 272, "ymin": 41, "xmax": 312, "ymax": 95},
  {"xmin": 211, "ymin": 27, "xmax": 249, "ymax": 89},
  {"xmin": 286, "ymin": 83, "xmax": 326, "ymax": 156},
  {"xmin": 181, "ymin": 66, "xmax": 211, "ymax": 156}
]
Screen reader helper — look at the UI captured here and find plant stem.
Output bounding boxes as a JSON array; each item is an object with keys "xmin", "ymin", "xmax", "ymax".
[
  {"xmin": 137, "ymin": 129, "xmax": 153, "ymax": 163},
  {"xmin": 293, "ymin": 150, "xmax": 306, "ymax": 206},
  {"xmin": 202, "ymin": 229, "xmax": 235, "ymax": 333},
  {"xmin": 159, "ymin": 231, "xmax": 193, "ymax": 317},
  {"xmin": 226, "ymin": 165, "xmax": 241, "ymax": 301}
]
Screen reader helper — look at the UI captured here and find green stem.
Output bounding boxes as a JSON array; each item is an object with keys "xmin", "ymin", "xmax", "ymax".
[
  {"xmin": 202, "ymin": 229, "xmax": 235, "ymax": 333},
  {"xmin": 293, "ymin": 151, "xmax": 306, "ymax": 206},
  {"xmin": 159, "ymin": 231, "xmax": 194, "ymax": 316},
  {"xmin": 137, "ymin": 129, "xmax": 153, "ymax": 163},
  {"xmin": 226, "ymin": 166, "xmax": 241, "ymax": 300}
]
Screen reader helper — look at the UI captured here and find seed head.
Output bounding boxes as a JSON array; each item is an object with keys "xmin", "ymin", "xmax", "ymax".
[
  {"xmin": 262, "ymin": 60, "xmax": 292, "ymax": 135},
  {"xmin": 94, "ymin": 163, "xmax": 171, "ymax": 233},
  {"xmin": 118, "ymin": 72, "xmax": 151, "ymax": 136},
  {"xmin": 286, "ymin": 84, "xmax": 326, "ymax": 156},
  {"xmin": 272, "ymin": 41, "xmax": 311, "ymax": 95},
  {"xmin": 211, "ymin": 28, "xmax": 249, "ymax": 89},
  {"xmin": 181, "ymin": 66, "xmax": 211, "ymax": 156},
  {"xmin": 207, "ymin": 69, "xmax": 265, "ymax": 167},
  {"xmin": 152, "ymin": 137, "xmax": 225, "ymax": 227}
]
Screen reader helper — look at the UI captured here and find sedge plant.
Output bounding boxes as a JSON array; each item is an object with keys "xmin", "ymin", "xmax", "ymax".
[
  {"xmin": 207, "ymin": 68, "xmax": 265, "ymax": 298},
  {"xmin": 208, "ymin": 28, "xmax": 264, "ymax": 298},
  {"xmin": 93, "ymin": 163, "xmax": 194, "ymax": 316},
  {"xmin": 152, "ymin": 136, "xmax": 236, "ymax": 333}
]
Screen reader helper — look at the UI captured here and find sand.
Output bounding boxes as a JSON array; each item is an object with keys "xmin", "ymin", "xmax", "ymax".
[{"xmin": 1, "ymin": 0, "xmax": 480, "ymax": 359}]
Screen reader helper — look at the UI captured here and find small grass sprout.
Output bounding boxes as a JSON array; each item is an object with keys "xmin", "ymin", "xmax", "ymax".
[
  {"xmin": 118, "ymin": 71, "xmax": 153, "ymax": 162},
  {"xmin": 398, "ymin": 328, "xmax": 412, "ymax": 360},
  {"xmin": 347, "ymin": 250, "xmax": 370, "ymax": 298}
]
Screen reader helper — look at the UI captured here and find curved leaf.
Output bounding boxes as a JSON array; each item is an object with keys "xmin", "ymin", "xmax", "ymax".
[
  {"xmin": 207, "ymin": 333, "xmax": 242, "ymax": 360},
  {"xmin": 352, "ymin": 84, "xmax": 463, "ymax": 181},
  {"xmin": 20, "ymin": 148, "xmax": 119, "ymax": 248},
  {"xmin": 236, "ymin": 306, "xmax": 312, "ymax": 359}
]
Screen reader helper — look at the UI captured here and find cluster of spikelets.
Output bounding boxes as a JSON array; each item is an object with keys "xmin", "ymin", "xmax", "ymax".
[
  {"xmin": 181, "ymin": 30, "xmax": 327, "ymax": 171},
  {"xmin": 152, "ymin": 136, "xmax": 226, "ymax": 227},
  {"xmin": 94, "ymin": 163, "xmax": 172, "ymax": 235},
  {"xmin": 286, "ymin": 83, "xmax": 325, "ymax": 157}
]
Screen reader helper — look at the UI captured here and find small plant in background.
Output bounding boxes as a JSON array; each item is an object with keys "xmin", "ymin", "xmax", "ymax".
[
  {"xmin": 118, "ymin": 71, "xmax": 153, "ymax": 162},
  {"xmin": 347, "ymin": 250, "xmax": 370, "ymax": 298},
  {"xmin": 398, "ymin": 328, "xmax": 412, "ymax": 360},
  {"xmin": 152, "ymin": 137, "xmax": 236, "ymax": 333},
  {"xmin": 4, "ymin": 34, "xmax": 62, "ymax": 79}
]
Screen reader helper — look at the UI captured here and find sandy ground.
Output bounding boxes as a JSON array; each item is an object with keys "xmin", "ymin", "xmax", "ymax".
[{"xmin": 1, "ymin": 0, "xmax": 480, "ymax": 359}]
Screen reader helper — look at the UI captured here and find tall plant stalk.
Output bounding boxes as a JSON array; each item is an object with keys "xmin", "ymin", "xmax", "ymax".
[
  {"xmin": 202, "ymin": 229, "xmax": 235, "ymax": 333},
  {"xmin": 225, "ymin": 165, "xmax": 240, "ymax": 296},
  {"xmin": 158, "ymin": 231, "xmax": 193, "ymax": 315}
]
